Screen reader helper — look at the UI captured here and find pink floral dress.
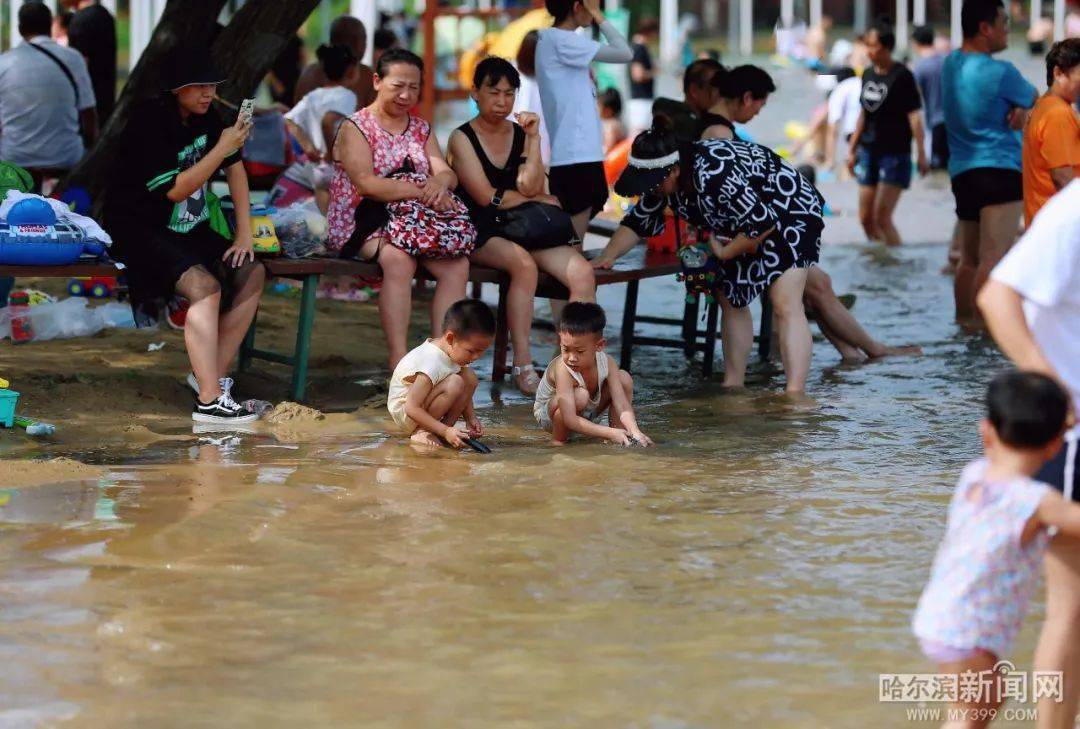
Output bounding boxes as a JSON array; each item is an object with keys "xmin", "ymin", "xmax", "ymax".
[
  {"xmin": 912, "ymin": 458, "xmax": 1054, "ymax": 659},
  {"xmin": 327, "ymin": 108, "xmax": 432, "ymax": 253}
]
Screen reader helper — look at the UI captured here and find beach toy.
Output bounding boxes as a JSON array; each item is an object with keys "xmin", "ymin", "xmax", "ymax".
[
  {"xmin": 784, "ymin": 121, "xmax": 809, "ymax": 141},
  {"xmin": 604, "ymin": 137, "xmax": 632, "ymax": 187},
  {"xmin": 647, "ymin": 213, "xmax": 689, "ymax": 253},
  {"xmin": 0, "ymin": 198, "xmax": 104, "ymax": 265},
  {"xmin": 13, "ymin": 415, "xmax": 54, "ymax": 437},
  {"xmin": 251, "ymin": 204, "xmax": 281, "ymax": 255},
  {"xmin": 0, "ymin": 383, "xmax": 18, "ymax": 428},
  {"xmin": 7, "ymin": 197, "xmax": 56, "ymax": 225},
  {"xmin": 56, "ymin": 186, "xmax": 92, "ymax": 215},
  {"xmin": 68, "ymin": 275, "xmax": 118, "ymax": 298},
  {"xmin": 463, "ymin": 437, "xmax": 491, "ymax": 454}
]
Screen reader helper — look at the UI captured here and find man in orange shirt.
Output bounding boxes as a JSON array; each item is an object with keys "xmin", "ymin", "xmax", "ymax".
[{"xmin": 1023, "ymin": 39, "xmax": 1080, "ymax": 225}]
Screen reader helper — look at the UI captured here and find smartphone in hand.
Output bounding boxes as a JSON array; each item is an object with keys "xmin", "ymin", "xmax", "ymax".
[{"xmin": 238, "ymin": 98, "xmax": 255, "ymax": 126}]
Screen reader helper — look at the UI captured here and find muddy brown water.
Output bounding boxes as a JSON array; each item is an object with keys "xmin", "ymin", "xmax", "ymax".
[
  {"xmin": 1, "ymin": 55, "xmax": 1052, "ymax": 727},
  {"xmin": 2, "ymin": 239, "xmax": 1029, "ymax": 727}
]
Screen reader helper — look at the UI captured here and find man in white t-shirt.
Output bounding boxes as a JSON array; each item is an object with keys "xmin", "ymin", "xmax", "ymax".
[
  {"xmin": 0, "ymin": 2, "xmax": 96, "ymax": 178},
  {"xmin": 536, "ymin": 0, "xmax": 632, "ymax": 239},
  {"xmin": 978, "ymin": 179, "xmax": 1080, "ymax": 729}
]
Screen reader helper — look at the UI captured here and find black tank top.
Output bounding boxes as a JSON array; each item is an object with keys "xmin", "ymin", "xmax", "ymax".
[
  {"xmin": 697, "ymin": 111, "xmax": 736, "ymax": 139},
  {"xmin": 455, "ymin": 121, "xmax": 526, "ymax": 214}
]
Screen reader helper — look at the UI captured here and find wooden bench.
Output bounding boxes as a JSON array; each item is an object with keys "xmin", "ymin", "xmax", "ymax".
[{"xmin": 0, "ymin": 239, "xmax": 772, "ymax": 401}]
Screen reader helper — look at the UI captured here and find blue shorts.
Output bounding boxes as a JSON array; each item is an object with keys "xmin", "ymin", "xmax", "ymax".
[{"xmin": 855, "ymin": 148, "xmax": 912, "ymax": 189}]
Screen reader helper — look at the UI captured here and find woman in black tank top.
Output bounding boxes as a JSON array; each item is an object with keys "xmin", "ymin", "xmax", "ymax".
[
  {"xmin": 448, "ymin": 57, "xmax": 597, "ymax": 396},
  {"xmin": 698, "ymin": 64, "xmax": 774, "ymax": 141}
]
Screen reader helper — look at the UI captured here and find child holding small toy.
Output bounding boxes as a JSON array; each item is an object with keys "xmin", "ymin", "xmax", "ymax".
[
  {"xmin": 533, "ymin": 301, "xmax": 652, "ymax": 446},
  {"xmin": 912, "ymin": 371, "xmax": 1080, "ymax": 727},
  {"xmin": 387, "ymin": 299, "xmax": 494, "ymax": 449}
]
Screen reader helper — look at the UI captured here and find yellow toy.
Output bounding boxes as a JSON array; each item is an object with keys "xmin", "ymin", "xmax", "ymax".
[{"xmin": 251, "ymin": 205, "xmax": 280, "ymax": 256}]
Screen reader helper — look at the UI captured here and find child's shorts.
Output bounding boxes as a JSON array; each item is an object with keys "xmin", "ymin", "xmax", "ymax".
[
  {"xmin": 533, "ymin": 400, "xmax": 604, "ymax": 433},
  {"xmin": 919, "ymin": 639, "xmax": 984, "ymax": 664},
  {"xmin": 389, "ymin": 406, "xmax": 417, "ymax": 434}
]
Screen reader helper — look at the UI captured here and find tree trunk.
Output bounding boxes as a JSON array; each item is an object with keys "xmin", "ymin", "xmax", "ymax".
[
  {"xmin": 211, "ymin": 0, "xmax": 322, "ymax": 106},
  {"xmin": 69, "ymin": 0, "xmax": 321, "ymax": 204}
]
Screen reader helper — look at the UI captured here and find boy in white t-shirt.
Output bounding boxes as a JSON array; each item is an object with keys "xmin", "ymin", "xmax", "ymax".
[
  {"xmin": 536, "ymin": 0, "xmax": 632, "ymax": 238},
  {"xmin": 284, "ymin": 44, "xmax": 359, "ymax": 211},
  {"xmin": 387, "ymin": 299, "xmax": 495, "ymax": 449},
  {"xmin": 978, "ymin": 179, "xmax": 1080, "ymax": 728}
]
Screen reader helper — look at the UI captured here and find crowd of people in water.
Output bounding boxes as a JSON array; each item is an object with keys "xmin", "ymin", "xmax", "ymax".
[{"xmin": 6, "ymin": 0, "xmax": 1080, "ymax": 723}]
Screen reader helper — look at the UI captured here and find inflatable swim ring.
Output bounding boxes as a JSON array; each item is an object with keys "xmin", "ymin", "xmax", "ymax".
[{"xmin": 604, "ymin": 137, "xmax": 633, "ymax": 187}]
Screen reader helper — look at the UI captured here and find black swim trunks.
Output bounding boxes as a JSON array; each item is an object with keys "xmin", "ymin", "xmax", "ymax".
[
  {"xmin": 950, "ymin": 167, "xmax": 1023, "ymax": 222},
  {"xmin": 1037, "ymin": 430, "xmax": 1080, "ymax": 503}
]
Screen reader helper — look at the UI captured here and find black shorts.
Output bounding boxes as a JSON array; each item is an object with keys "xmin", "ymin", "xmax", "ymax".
[
  {"xmin": 930, "ymin": 124, "xmax": 949, "ymax": 171},
  {"xmin": 1037, "ymin": 431, "xmax": 1080, "ymax": 503},
  {"xmin": 109, "ymin": 223, "xmax": 263, "ymax": 326},
  {"xmin": 549, "ymin": 161, "xmax": 608, "ymax": 217},
  {"xmin": 950, "ymin": 167, "xmax": 1023, "ymax": 222}
]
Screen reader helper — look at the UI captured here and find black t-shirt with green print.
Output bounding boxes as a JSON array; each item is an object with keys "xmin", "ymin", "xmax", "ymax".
[{"xmin": 104, "ymin": 96, "xmax": 241, "ymax": 245}]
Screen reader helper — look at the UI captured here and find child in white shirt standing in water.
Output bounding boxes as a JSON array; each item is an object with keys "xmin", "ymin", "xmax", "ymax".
[
  {"xmin": 534, "ymin": 302, "xmax": 652, "ymax": 446},
  {"xmin": 536, "ymin": 0, "xmax": 633, "ymax": 239},
  {"xmin": 387, "ymin": 300, "xmax": 494, "ymax": 449},
  {"xmin": 912, "ymin": 371, "xmax": 1080, "ymax": 728}
]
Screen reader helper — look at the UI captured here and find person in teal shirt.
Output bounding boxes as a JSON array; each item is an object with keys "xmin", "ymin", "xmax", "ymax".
[{"xmin": 941, "ymin": 0, "xmax": 1037, "ymax": 326}]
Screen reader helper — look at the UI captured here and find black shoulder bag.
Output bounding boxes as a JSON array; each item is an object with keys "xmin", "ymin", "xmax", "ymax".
[{"xmin": 489, "ymin": 195, "xmax": 578, "ymax": 251}]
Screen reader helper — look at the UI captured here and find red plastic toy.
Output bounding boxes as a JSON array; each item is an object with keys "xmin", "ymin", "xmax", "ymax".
[{"xmin": 67, "ymin": 276, "xmax": 117, "ymax": 298}]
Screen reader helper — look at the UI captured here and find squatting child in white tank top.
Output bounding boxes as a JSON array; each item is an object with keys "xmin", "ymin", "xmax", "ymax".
[{"xmin": 533, "ymin": 302, "xmax": 653, "ymax": 446}]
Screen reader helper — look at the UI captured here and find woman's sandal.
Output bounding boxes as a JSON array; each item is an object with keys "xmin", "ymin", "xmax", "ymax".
[{"xmin": 512, "ymin": 366, "xmax": 541, "ymax": 396}]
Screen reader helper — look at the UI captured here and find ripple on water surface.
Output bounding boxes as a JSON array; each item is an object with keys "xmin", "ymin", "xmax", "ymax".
[{"xmin": 0, "ymin": 235, "xmax": 1024, "ymax": 726}]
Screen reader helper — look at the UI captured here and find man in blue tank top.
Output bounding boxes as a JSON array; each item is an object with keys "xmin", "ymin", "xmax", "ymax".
[{"xmin": 941, "ymin": 0, "xmax": 1037, "ymax": 326}]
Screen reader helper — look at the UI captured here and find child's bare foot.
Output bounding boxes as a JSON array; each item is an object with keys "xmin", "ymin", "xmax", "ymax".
[
  {"xmin": 869, "ymin": 344, "xmax": 923, "ymax": 360},
  {"xmin": 550, "ymin": 438, "xmax": 567, "ymax": 446},
  {"xmin": 410, "ymin": 429, "xmax": 443, "ymax": 448}
]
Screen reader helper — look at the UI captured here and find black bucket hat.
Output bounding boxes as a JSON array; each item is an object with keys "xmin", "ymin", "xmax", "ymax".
[
  {"xmin": 164, "ymin": 45, "xmax": 226, "ymax": 91},
  {"xmin": 613, "ymin": 140, "xmax": 681, "ymax": 197}
]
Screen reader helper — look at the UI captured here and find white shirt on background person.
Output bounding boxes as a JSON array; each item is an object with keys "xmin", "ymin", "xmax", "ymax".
[
  {"xmin": 827, "ymin": 74, "xmax": 862, "ymax": 138},
  {"xmin": 991, "ymin": 180, "xmax": 1080, "ymax": 410},
  {"xmin": 512, "ymin": 72, "xmax": 550, "ymax": 163},
  {"xmin": 285, "ymin": 85, "xmax": 357, "ymax": 155}
]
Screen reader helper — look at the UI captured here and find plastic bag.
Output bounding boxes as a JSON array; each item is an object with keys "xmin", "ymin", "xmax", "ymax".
[
  {"xmin": 271, "ymin": 201, "xmax": 328, "ymax": 259},
  {"xmin": 95, "ymin": 301, "xmax": 136, "ymax": 329},
  {"xmin": 27, "ymin": 297, "xmax": 103, "ymax": 340},
  {"xmin": 0, "ymin": 298, "xmax": 136, "ymax": 341}
]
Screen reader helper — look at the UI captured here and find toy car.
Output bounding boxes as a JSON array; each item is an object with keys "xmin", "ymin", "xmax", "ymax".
[{"xmin": 67, "ymin": 275, "xmax": 118, "ymax": 298}]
